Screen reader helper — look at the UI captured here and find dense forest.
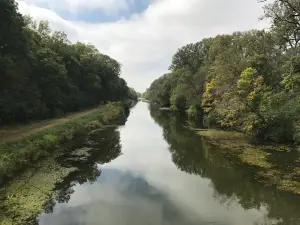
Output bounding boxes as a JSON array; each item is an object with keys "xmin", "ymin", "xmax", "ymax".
[
  {"xmin": 0, "ymin": 0, "xmax": 137, "ymax": 125},
  {"xmin": 145, "ymin": 0, "xmax": 300, "ymax": 144}
]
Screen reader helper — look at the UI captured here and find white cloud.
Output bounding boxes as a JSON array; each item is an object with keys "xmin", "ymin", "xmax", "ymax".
[
  {"xmin": 17, "ymin": 0, "xmax": 269, "ymax": 92},
  {"xmin": 19, "ymin": 0, "xmax": 132, "ymax": 14}
]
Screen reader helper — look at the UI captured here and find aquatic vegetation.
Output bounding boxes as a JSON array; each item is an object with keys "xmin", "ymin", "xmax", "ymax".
[
  {"xmin": 279, "ymin": 180, "xmax": 300, "ymax": 195},
  {"xmin": 240, "ymin": 148, "xmax": 272, "ymax": 169},
  {"xmin": 0, "ymin": 158, "xmax": 77, "ymax": 225},
  {"xmin": 196, "ymin": 128, "xmax": 300, "ymax": 195}
]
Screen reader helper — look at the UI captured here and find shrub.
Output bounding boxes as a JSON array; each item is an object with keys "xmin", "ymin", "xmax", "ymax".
[
  {"xmin": 203, "ymin": 110, "xmax": 220, "ymax": 128},
  {"xmin": 256, "ymin": 92, "xmax": 300, "ymax": 143},
  {"xmin": 37, "ymin": 135, "xmax": 59, "ymax": 150}
]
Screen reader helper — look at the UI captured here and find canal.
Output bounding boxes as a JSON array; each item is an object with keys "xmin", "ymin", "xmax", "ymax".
[{"xmin": 36, "ymin": 102, "xmax": 300, "ymax": 225}]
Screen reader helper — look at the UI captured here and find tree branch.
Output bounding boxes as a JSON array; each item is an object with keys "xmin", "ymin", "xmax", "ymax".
[{"xmin": 279, "ymin": 0, "xmax": 299, "ymax": 14}]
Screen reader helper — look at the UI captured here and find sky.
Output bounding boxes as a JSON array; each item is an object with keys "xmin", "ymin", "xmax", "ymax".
[{"xmin": 17, "ymin": 0, "xmax": 269, "ymax": 92}]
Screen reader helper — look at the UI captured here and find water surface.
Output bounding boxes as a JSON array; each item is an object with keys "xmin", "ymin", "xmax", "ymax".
[{"xmin": 38, "ymin": 102, "xmax": 300, "ymax": 225}]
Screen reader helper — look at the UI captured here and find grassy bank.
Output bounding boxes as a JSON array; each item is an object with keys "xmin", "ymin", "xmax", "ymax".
[
  {"xmin": 195, "ymin": 129, "xmax": 300, "ymax": 195},
  {"xmin": 0, "ymin": 102, "xmax": 128, "ymax": 185},
  {"xmin": 0, "ymin": 107, "xmax": 100, "ymax": 145},
  {"xmin": 0, "ymin": 125, "xmax": 123, "ymax": 225}
]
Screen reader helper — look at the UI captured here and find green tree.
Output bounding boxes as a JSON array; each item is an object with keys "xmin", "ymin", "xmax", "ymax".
[
  {"xmin": 262, "ymin": 0, "xmax": 300, "ymax": 49},
  {"xmin": 0, "ymin": 0, "xmax": 137, "ymax": 125},
  {"xmin": 147, "ymin": 2, "xmax": 300, "ymax": 144}
]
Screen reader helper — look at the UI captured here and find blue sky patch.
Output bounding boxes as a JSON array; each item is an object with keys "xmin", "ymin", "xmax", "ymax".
[{"xmin": 37, "ymin": 0, "xmax": 150, "ymax": 23}]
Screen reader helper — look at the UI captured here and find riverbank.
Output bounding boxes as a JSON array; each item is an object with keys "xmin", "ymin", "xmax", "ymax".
[
  {"xmin": 0, "ymin": 102, "xmax": 129, "ymax": 185},
  {"xmin": 0, "ymin": 107, "xmax": 100, "ymax": 145},
  {"xmin": 2, "ymin": 102, "xmax": 300, "ymax": 225},
  {"xmin": 194, "ymin": 129, "xmax": 300, "ymax": 195},
  {"xmin": 0, "ymin": 102, "xmax": 130, "ymax": 225},
  {"xmin": 1, "ymin": 126, "xmax": 123, "ymax": 225},
  {"xmin": 150, "ymin": 106, "xmax": 300, "ymax": 195}
]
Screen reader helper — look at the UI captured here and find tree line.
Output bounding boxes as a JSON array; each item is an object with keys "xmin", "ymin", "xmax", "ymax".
[
  {"xmin": 0, "ymin": 0, "xmax": 137, "ymax": 125},
  {"xmin": 145, "ymin": 0, "xmax": 300, "ymax": 144}
]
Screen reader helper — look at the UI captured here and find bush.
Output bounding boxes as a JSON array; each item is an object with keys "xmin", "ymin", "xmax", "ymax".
[
  {"xmin": 203, "ymin": 110, "xmax": 220, "ymax": 128},
  {"xmin": 37, "ymin": 135, "xmax": 59, "ymax": 150},
  {"xmin": 255, "ymin": 92, "xmax": 300, "ymax": 143}
]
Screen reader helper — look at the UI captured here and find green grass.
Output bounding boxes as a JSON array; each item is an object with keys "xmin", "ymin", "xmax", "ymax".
[{"xmin": 0, "ymin": 102, "xmax": 127, "ymax": 185}]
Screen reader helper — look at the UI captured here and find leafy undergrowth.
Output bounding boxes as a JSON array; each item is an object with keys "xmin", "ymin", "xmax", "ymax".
[
  {"xmin": 0, "ymin": 102, "xmax": 127, "ymax": 185},
  {"xmin": 195, "ymin": 129, "xmax": 300, "ymax": 195}
]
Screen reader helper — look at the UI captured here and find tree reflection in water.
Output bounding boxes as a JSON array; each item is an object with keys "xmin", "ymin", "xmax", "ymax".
[
  {"xmin": 150, "ymin": 105, "xmax": 300, "ymax": 225},
  {"xmin": 42, "ymin": 127, "xmax": 122, "ymax": 215}
]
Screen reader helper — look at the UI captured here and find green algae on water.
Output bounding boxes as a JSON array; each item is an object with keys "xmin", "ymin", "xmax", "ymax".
[
  {"xmin": 195, "ymin": 128, "xmax": 300, "ymax": 196},
  {"xmin": 0, "ymin": 158, "xmax": 77, "ymax": 225},
  {"xmin": 240, "ymin": 148, "xmax": 272, "ymax": 169}
]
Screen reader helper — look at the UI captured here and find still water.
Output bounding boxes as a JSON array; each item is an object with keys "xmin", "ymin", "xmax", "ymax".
[{"xmin": 38, "ymin": 102, "xmax": 300, "ymax": 225}]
